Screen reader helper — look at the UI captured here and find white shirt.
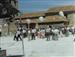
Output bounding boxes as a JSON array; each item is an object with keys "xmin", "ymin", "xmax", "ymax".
[
  {"xmin": 16, "ymin": 31, "xmax": 21, "ymax": 35},
  {"xmin": 46, "ymin": 28, "xmax": 51, "ymax": 32},
  {"xmin": 18, "ymin": 27, "xmax": 22, "ymax": 30},
  {"xmin": 16, "ymin": 30, "xmax": 21, "ymax": 36},
  {"xmin": 61, "ymin": 28, "xmax": 64, "ymax": 31},
  {"xmin": 28, "ymin": 30, "xmax": 31, "ymax": 33},
  {"xmin": 41, "ymin": 29, "xmax": 45, "ymax": 33},
  {"xmin": 71, "ymin": 27, "xmax": 75, "ymax": 29},
  {"xmin": 23, "ymin": 29, "xmax": 26, "ymax": 33},
  {"xmin": 52, "ymin": 29, "xmax": 59, "ymax": 34},
  {"xmin": 0, "ymin": 29, "xmax": 2, "ymax": 32},
  {"xmin": 67, "ymin": 27, "xmax": 70, "ymax": 30},
  {"xmin": 32, "ymin": 29, "xmax": 36, "ymax": 33}
]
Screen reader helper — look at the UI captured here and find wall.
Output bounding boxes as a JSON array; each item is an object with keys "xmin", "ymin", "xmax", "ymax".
[
  {"xmin": 0, "ymin": 19, "xmax": 18, "ymax": 35},
  {"xmin": 0, "ymin": 50, "xmax": 6, "ymax": 57},
  {"xmin": 68, "ymin": 13, "xmax": 75, "ymax": 26},
  {"xmin": 9, "ymin": 22, "xmax": 17, "ymax": 33}
]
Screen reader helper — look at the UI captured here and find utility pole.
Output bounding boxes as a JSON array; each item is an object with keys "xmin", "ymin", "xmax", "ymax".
[{"xmin": 20, "ymin": 12, "xmax": 25, "ymax": 57}]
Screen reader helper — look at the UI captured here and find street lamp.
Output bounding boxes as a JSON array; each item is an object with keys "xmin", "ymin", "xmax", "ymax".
[
  {"xmin": 4, "ymin": 23, "xmax": 8, "ymax": 36},
  {"xmin": 26, "ymin": 19, "xmax": 31, "ymax": 29},
  {"xmin": 19, "ymin": 13, "xmax": 27, "ymax": 57},
  {"xmin": 0, "ymin": 25, "xmax": 2, "ymax": 51},
  {"xmin": 15, "ymin": 12, "xmax": 25, "ymax": 57},
  {"xmin": 26, "ymin": 19, "xmax": 31, "ymax": 41},
  {"xmin": 16, "ymin": 19, "xmax": 20, "ymax": 28},
  {"xmin": 39, "ymin": 16, "xmax": 45, "ymax": 28},
  {"xmin": 16, "ymin": 19, "xmax": 25, "ymax": 57}
]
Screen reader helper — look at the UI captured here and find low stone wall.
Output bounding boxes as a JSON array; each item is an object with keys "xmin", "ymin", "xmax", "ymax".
[{"xmin": 0, "ymin": 50, "xmax": 6, "ymax": 57}]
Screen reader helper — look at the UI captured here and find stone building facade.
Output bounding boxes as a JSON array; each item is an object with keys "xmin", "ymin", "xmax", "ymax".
[
  {"xmin": 2, "ymin": 5, "xmax": 75, "ymax": 34},
  {"xmin": 68, "ymin": 13, "xmax": 75, "ymax": 26}
]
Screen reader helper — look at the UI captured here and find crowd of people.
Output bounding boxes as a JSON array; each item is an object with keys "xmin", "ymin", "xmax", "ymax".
[{"xmin": 14, "ymin": 25, "xmax": 75, "ymax": 41}]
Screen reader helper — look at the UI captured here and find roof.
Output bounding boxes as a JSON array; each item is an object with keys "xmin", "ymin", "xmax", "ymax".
[
  {"xmin": 44, "ymin": 15, "xmax": 67, "ymax": 22},
  {"xmin": 15, "ymin": 5, "xmax": 75, "ymax": 19},
  {"xmin": 21, "ymin": 15, "xmax": 68, "ymax": 23},
  {"xmin": 15, "ymin": 5, "xmax": 75, "ymax": 20},
  {"xmin": 21, "ymin": 11, "xmax": 45, "ymax": 18},
  {"xmin": 48, "ymin": 5, "xmax": 75, "ymax": 12}
]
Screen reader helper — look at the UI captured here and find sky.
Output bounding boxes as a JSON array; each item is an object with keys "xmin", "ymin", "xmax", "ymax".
[{"xmin": 18, "ymin": 0, "xmax": 75, "ymax": 13}]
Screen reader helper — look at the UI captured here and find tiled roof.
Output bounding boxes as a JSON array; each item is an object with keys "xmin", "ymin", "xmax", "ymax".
[
  {"xmin": 21, "ymin": 11, "xmax": 46, "ymax": 18},
  {"xmin": 21, "ymin": 15, "xmax": 68, "ymax": 23},
  {"xmin": 48, "ymin": 5, "xmax": 75, "ymax": 12}
]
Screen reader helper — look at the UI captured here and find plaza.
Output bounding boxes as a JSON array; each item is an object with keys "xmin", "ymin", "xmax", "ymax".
[
  {"xmin": 0, "ymin": 34, "xmax": 75, "ymax": 57},
  {"xmin": 0, "ymin": 0, "xmax": 75, "ymax": 57}
]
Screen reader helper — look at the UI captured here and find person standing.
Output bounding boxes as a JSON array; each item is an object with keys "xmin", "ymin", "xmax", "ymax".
[
  {"xmin": 59, "ymin": 28, "xmax": 64, "ymax": 37},
  {"xmin": 14, "ymin": 29, "xmax": 22, "ymax": 41},
  {"xmin": 31, "ymin": 28, "xmax": 36, "ymax": 40},
  {"xmin": 22, "ymin": 29, "xmax": 27, "ymax": 38},
  {"xmin": 28, "ymin": 29, "xmax": 31, "ymax": 41},
  {"xmin": 37, "ymin": 29, "xmax": 41, "ymax": 38},
  {"xmin": 45, "ymin": 27, "xmax": 51, "ymax": 41},
  {"xmin": 0, "ymin": 28, "xmax": 2, "ymax": 37},
  {"xmin": 70, "ymin": 26, "xmax": 75, "ymax": 36},
  {"xmin": 52, "ymin": 28, "xmax": 59, "ymax": 40},
  {"xmin": 41, "ymin": 28, "xmax": 45, "ymax": 38},
  {"xmin": 65, "ymin": 27, "xmax": 70, "ymax": 37}
]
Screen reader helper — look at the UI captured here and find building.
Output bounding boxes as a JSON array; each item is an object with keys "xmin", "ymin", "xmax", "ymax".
[
  {"xmin": 4, "ymin": 5, "xmax": 74, "ymax": 33},
  {"xmin": 18, "ymin": 12, "xmax": 67, "ymax": 29},
  {"xmin": 47, "ymin": 5, "xmax": 75, "ymax": 26},
  {"xmin": 15, "ymin": 5, "xmax": 75, "ymax": 29}
]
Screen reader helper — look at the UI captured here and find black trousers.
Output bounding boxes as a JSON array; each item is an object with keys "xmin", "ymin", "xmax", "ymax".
[
  {"xmin": 0, "ymin": 32, "xmax": 2, "ymax": 37},
  {"xmin": 31, "ymin": 33, "xmax": 35, "ymax": 40},
  {"xmin": 23, "ymin": 33, "xmax": 27, "ymax": 38},
  {"xmin": 14, "ymin": 34, "xmax": 22, "ymax": 41},
  {"xmin": 46, "ymin": 33, "xmax": 50, "ymax": 41}
]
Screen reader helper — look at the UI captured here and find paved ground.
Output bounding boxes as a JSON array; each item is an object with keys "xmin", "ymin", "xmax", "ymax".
[{"xmin": 0, "ymin": 35, "xmax": 75, "ymax": 57}]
